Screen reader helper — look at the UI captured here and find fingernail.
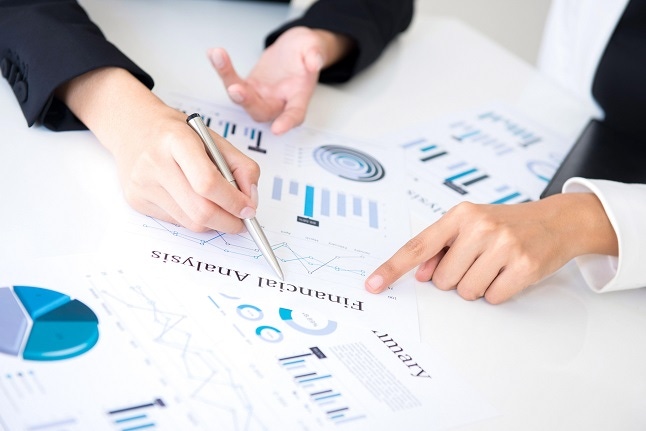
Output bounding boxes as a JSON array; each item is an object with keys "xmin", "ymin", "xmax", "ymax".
[
  {"xmin": 228, "ymin": 90, "xmax": 244, "ymax": 103},
  {"xmin": 210, "ymin": 49, "xmax": 225, "ymax": 69},
  {"xmin": 366, "ymin": 274, "xmax": 384, "ymax": 292},
  {"xmin": 250, "ymin": 184, "xmax": 259, "ymax": 207},
  {"xmin": 306, "ymin": 51, "xmax": 324, "ymax": 72},
  {"xmin": 240, "ymin": 206, "xmax": 256, "ymax": 219},
  {"xmin": 315, "ymin": 53, "xmax": 324, "ymax": 70}
]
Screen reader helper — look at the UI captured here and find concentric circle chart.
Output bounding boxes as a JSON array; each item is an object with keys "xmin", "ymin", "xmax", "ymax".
[
  {"xmin": 0, "ymin": 286, "xmax": 99, "ymax": 361},
  {"xmin": 313, "ymin": 145, "xmax": 385, "ymax": 182}
]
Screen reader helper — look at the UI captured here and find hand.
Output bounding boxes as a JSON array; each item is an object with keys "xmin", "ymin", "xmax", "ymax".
[
  {"xmin": 56, "ymin": 67, "xmax": 260, "ymax": 233},
  {"xmin": 209, "ymin": 26, "xmax": 354, "ymax": 135},
  {"xmin": 365, "ymin": 194, "xmax": 618, "ymax": 304}
]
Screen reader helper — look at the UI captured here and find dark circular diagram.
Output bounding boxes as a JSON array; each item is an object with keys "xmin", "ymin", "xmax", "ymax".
[{"xmin": 312, "ymin": 145, "xmax": 385, "ymax": 182}]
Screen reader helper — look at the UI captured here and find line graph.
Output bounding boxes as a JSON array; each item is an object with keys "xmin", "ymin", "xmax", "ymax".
[
  {"xmin": 90, "ymin": 268, "xmax": 303, "ymax": 430},
  {"xmin": 139, "ymin": 216, "xmax": 371, "ymax": 278}
]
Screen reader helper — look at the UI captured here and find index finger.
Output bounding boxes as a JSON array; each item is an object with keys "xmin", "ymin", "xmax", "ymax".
[{"xmin": 365, "ymin": 221, "xmax": 454, "ymax": 294}]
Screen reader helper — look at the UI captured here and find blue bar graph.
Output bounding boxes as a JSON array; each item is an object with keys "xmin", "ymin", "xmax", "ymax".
[
  {"xmin": 223, "ymin": 122, "xmax": 230, "ymax": 138},
  {"xmin": 491, "ymin": 192, "xmax": 521, "ymax": 204},
  {"xmin": 414, "ymin": 142, "xmax": 448, "ymax": 162},
  {"xmin": 107, "ymin": 398, "xmax": 165, "ymax": 431},
  {"xmin": 115, "ymin": 414, "xmax": 147, "ymax": 424},
  {"xmin": 278, "ymin": 348, "xmax": 366, "ymax": 426},
  {"xmin": 446, "ymin": 168, "xmax": 478, "ymax": 182},
  {"xmin": 453, "ymin": 130, "xmax": 480, "ymax": 141},
  {"xmin": 304, "ymin": 186, "xmax": 315, "ymax": 217},
  {"xmin": 270, "ymin": 176, "xmax": 380, "ymax": 229},
  {"xmin": 297, "ymin": 372, "xmax": 332, "ymax": 383}
]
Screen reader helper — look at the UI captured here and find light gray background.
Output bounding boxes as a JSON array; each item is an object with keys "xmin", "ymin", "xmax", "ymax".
[{"xmin": 416, "ymin": 0, "xmax": 552, "ymax": 64}]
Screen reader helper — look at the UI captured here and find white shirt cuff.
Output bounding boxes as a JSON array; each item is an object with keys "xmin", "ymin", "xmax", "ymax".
[{"xmin": 562, "ymin": 177, "xmax": 646, "ymax": 293}]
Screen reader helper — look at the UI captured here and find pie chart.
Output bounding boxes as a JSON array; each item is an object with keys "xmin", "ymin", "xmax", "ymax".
[{"xmin": 0, "ymin": 285, "xmax": 99, "ymax": 361}]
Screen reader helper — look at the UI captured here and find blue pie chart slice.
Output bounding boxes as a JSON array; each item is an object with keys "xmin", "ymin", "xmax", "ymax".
[
  {"xmin": 14, "ymin": 285, "xmax": 71, "ymax": 319},
  {"xmin": 0, "ymin": 286, "xmax": 99, "ymax": 361}
]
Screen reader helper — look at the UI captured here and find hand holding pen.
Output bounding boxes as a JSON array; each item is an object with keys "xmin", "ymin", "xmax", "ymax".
[
  {"xmin": 187, "ymin": 113, "xmax": 285, "ymax": 280},
  {"xmin": 55, "ymin": 68, "xmax": 260, "ymax": 235}
]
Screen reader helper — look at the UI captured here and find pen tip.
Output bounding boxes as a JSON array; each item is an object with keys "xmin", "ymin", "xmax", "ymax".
[{"xmin": 274, "ymin": 267, "xmax": 285, "ymax": 281}]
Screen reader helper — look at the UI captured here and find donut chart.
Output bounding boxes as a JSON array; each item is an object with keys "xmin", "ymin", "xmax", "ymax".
[
  {"xmin": 279, "ymin": 307, "xmax": 337, "ymax": 335},
  {"xmin": 313, "ymin": 145, "xmax": 385, "ymax": 182},
  {"xmin": 0, "ymin": 286, "xmax": 99, "ymax": 361}
]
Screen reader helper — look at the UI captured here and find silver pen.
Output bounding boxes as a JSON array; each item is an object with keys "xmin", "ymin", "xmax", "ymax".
[{"xmin": 186, "ymin": 113, "xmax": 284, "ymax": 281}]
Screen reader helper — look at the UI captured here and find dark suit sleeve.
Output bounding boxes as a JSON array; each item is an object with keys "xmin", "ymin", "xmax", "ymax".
[
  {"xmin": 0, "ymin": 0, "xmax": 154, "ymax": 131},
  {"xmin": 265, "ymin": 0, "xmax": 414, "ymax": 83}
]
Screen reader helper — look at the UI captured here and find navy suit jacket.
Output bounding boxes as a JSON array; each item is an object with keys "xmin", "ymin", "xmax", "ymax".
[{"xmin": 0, "ymin": 0, "xmax": 413, "ymax": 131}]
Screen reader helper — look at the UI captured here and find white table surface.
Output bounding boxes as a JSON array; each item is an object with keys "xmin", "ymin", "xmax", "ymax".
[{"xmin": 1, "ymin": 1, "xmax": 645, "ymax": 430}]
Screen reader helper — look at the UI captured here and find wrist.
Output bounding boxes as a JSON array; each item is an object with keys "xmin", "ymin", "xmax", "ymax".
[
  {"xmin": 542, "ymin": 192, "xmax": 618, "ymax": 258},
  {"xmin": 308, "ymin": 28, "xmax": 355, "ymax": 68},
  {"xmin": 55, "ymin": 67, "xmax": 167, "ymax": 152}
]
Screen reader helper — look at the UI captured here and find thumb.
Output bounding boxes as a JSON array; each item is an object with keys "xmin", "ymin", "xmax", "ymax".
[{"xmin": 303, "ymin": 48, "xmax": 325, "ymax": 74}]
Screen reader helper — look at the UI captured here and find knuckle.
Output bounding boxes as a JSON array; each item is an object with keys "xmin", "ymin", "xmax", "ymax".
[
  {"xmin": 248, "ymin": 159, "xmax": 261, "ymax": 177},
  {"xmin": 378, "ymin": 260, "xmax": 401, "ymax": 279},
  {"xmin": 514, "ymin": 255, "xmax": 542, "ymax": 281},
  {"xmin": 162, "ymin": 126, "xmax": 186, "ymax": 149},
  {"xmin": 475, "ymin": 217, "xmax": 501, "ymax": 236},
  {"xmin": 449, "ymin": 201, "xmax": 477, "ymax": 218},
  {"xmin": 401, "ymin": 236, "xmax": 427, "ymax": 259}
]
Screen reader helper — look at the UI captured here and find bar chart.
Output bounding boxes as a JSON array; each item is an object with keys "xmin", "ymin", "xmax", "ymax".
[
  {"xmin": 450, "ymin": 110, "xmax": 544, "ymax": 152},
  {"xmin": 108, "ymin": 398, "xmax": 166, "ymax": 431},
  {"xmin": 405, "ymin": 139, "xmax": 532, "ymax": 205},
  {"xmin": 218, "ymin": 119, "xmax": 266, "ymax": 154},
  {"xmin": 270, "ymin": 176, "xmax": 380, "ymax": 229},
  {"xmin": 169, "ymin": 94, "xmax": 403, "ymax": 249},
  {"xmin": 398, "ymin": 103, "xmax": 570, "ymax": 216},
  {"xmin": 175, "ymin": 101, "xmax": 267, "ymax": 155},
  {"xmin": 279, "ymin": 347, "xmax": 366, "ymax": 426}
]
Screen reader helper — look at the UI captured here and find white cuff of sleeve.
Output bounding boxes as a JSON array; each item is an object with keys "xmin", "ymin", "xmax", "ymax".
[{"xmin": 563, "ymin": 177, "xmax": 646, "ymax": 293}]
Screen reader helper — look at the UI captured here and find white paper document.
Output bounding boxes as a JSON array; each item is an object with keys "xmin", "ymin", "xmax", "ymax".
[
  {"xmin": 102, "ymin": 94, "xmax": 420, "ymax": 336},
  {"xmin": 396, "ymin": 103, "xmax": 571, "ymax": 223},
  {"xmin": 0, "ymin": 97, "xmax": 501, "ymax": 431},
  {"xmin": 0, "ymin": 256, "xmax": 497, "ymax": 431}
]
